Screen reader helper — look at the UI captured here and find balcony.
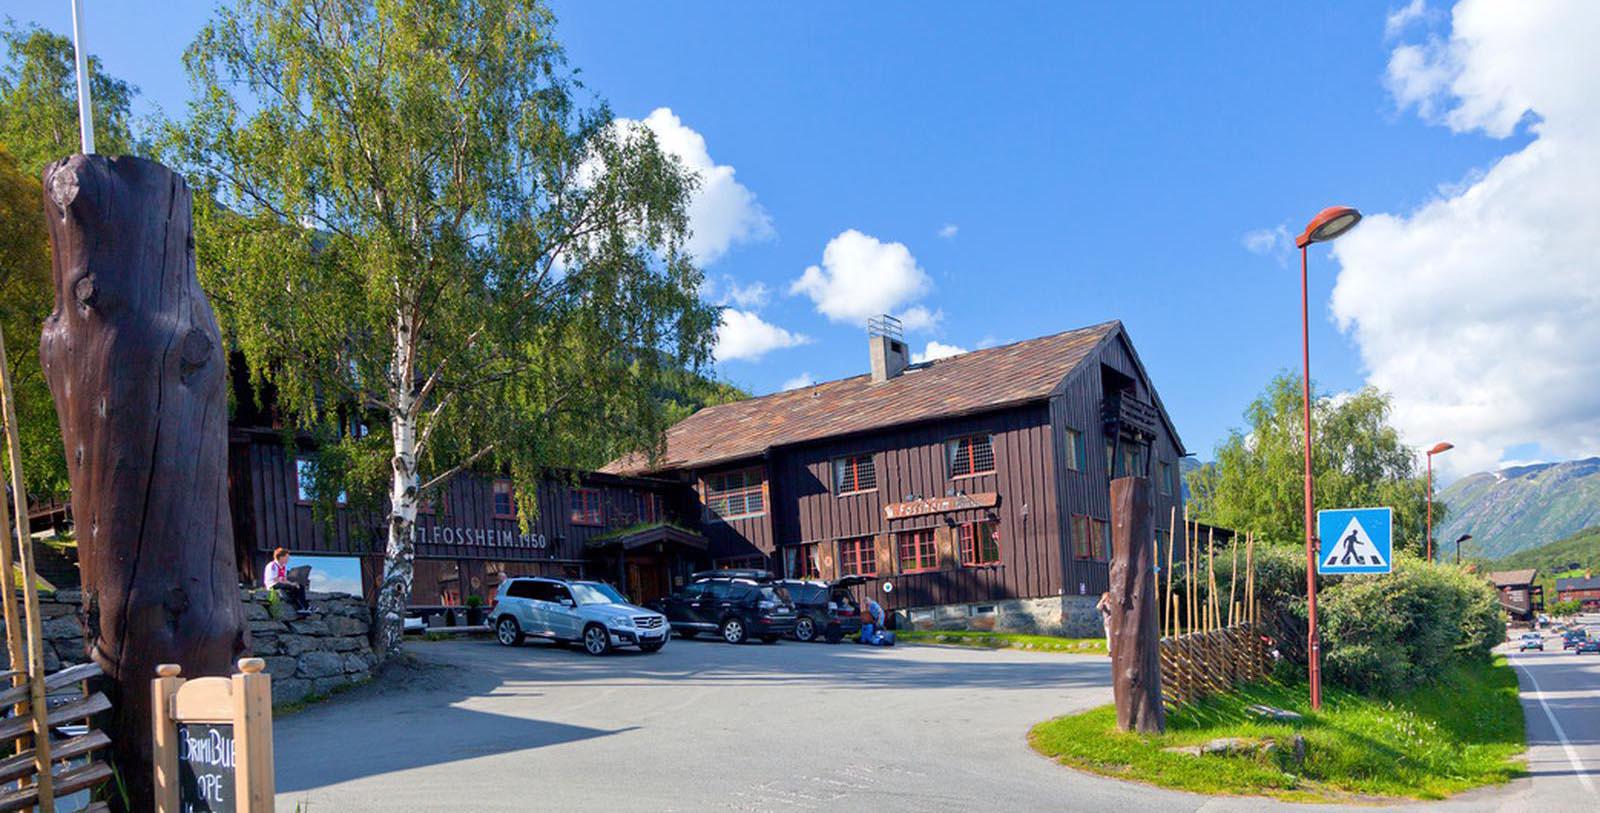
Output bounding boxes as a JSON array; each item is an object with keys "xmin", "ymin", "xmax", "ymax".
[{"xmin": 1102, "ymin": 394, "xmax": 1159, "ymax": 441}]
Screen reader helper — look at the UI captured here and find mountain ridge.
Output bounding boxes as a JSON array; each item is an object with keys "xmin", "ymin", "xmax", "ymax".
[{"xmin": 1439, "ymin": 457, "xmax": 1600, "ymax": 560}]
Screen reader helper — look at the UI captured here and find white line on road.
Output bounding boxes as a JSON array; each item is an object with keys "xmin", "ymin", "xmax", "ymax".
[{"xmin": 1513, "ymin": 655, "xmax": 1595, "ymax": 793}]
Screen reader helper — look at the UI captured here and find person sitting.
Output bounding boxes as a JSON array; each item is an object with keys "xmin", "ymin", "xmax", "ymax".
[{"xmin": 264, "ymin": 547, "xmax": 310, "ymax": 614}]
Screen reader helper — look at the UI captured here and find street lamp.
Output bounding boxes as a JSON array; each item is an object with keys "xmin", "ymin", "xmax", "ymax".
[
  {"xmin": 1455, "ymin": 533, "xmax": 1473, "ymax": 565},
  {"xmin": 1294, "ymin": 204, "xmax": 1362, "ymax": 712},
  {"xmin": 1426, "ymin": 442, "xmax": 1453, "ymax": 562}
]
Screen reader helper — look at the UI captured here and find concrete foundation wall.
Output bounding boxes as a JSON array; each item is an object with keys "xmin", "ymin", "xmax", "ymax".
[{"xmin": 893, "ymin": 594, "xmax": 1103, "ymax": 638}]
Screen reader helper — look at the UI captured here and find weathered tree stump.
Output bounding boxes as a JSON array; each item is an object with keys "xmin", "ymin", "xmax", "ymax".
[
  {"xmin": 39, "ymin": 155, "xmax": 245, "ymax": 809},
  {"xmin": 1110, "ymin": 476, "xmax": 1165, "ymax": 733}
]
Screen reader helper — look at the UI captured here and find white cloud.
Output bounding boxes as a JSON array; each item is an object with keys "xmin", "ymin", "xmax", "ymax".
[
  {"xmin": 710, "ymin": 276, "xmax": 770, "ymax": 309},
  {"xmin": 1385, "ymin": 0, "xmax": 1428, "ymax": 38},
  {"xmin": 714, "ymin": 308, "xmax": 810, "ymax": 363},
  {"xmin": 1331, "ymin": 0, "xmax": 1600, "ymax": 477},
  {"xmin": 780, "ymin": 372, "xmax": 816, "ymax": 391},
  {"xmin": 1242, "ymin": 225, "xmax": 1292, "ymax": 260},
  {"xmin": 617, "ymin": 108, "xmax": 774, "ymax": 265},
  {"xmin": 790, "ymin": 229, "xmax": 937, "ymax": 329},
  {"xmin": 912, "ymin": 341, "xmax": 968, "ymax": 363},
  {"xmin": 938, "ymin": 223, "xmax": 959, "ymax": 239}
]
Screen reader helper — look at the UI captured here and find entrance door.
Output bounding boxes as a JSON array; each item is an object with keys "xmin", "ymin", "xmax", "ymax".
[{"xmin": 627, "ymin": 560, "xmax": 667, "ymax": 607}]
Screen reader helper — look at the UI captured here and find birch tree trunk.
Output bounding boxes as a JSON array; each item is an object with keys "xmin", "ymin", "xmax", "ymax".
[{"xmin": 374, "ymin": 315, "xmax": 418, "ymax": 657}]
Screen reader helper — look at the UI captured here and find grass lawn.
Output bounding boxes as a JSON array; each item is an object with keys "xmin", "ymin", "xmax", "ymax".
[
  {"xmin": 1029, "ymin": 656, "xmax": 1525, "ymax": 802},
  {"xmin": 895, "ymin": 629, "xmax": 1106, "ymax": 655}
]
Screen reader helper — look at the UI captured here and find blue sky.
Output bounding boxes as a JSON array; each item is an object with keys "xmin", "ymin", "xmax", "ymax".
[{"xmin": 7, "ymin": 1, "xmax": 1588, "ymax": 477}]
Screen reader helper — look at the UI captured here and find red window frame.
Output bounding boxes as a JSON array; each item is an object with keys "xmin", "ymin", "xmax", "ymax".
[
  {"xmin": 788, "ymin": 542, "xmax": 822, "ymax": 579},
  {"xmin": 959, "ymin": 521, "xmax": 1001, "ymax": 566},
  {"xmin": 896, "ymin": 528, "xmax": 938, "ymax": 573},
  {"xmin": 833, "ymin": 454, "xmax": 877, "ymax": 495},
  {"xmin": 946, "ymin": 434, "xmax": 995, "ymax": 478},
  {"xmin": 1072, "ymin": 514, "xmax": 1110, "ymax": 561},
  {"xmin": 570, "ymin": 488, "xmax": 603, "ymax": 526},
  {"xmin": 705, "ymin": 467, "xmax": 766, "ymax": 520},
  {"xmin": 838, "ymin": 536, "xmax": 877, "ymax": 577},
  {"xmin": 492, "ymin": 479, "xmax": 517, "ymax": 519}
]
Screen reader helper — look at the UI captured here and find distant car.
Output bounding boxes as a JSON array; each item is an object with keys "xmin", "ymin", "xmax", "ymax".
[
  {"xmin": 490, "ymin": 577, "xmax": 668, "ymax": 655},
  {"xmin": 1575, "ymin": 638, "xmax": 1600, "ymax": 655},
  {"xmin": 774, "ymin": 575, "xmax": 868, "ymax": 642},
  {"xmin": 650, "ymin": 573, "xmax": 796, "ymax": 644},
  {"xmin": 1562, "ymin": 631, "xmax": 1588, "ymax": 650},
  {"xmin": 1519, "ymin": 637, "xmax": 1545, "ymax": 651}
]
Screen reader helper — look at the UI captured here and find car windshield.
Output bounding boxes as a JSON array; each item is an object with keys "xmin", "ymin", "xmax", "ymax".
[{"xmin": 570, "ymin": 582, "xmax": 627, "ymax": 606}]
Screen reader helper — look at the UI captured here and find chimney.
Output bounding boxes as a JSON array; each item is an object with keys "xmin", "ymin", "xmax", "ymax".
[{"xmin": 868, "ymin": 314, "xmax": 909, "ymax": 383}]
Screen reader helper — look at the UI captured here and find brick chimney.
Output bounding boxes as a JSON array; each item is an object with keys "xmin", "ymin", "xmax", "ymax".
[{"xmin": 868, "ymin": 314, "xmax": 909, "ymax": 383}]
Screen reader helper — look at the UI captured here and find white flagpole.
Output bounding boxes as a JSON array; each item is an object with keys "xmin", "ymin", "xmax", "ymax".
[{"xmin": 70, "ymin": 0, "xmax": 96, "ymax": 154}]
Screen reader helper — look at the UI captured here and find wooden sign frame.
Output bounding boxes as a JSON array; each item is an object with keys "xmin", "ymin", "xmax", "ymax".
[{"xmin": 152, "ymin": 658, "xmax": 274, "ymax": 812}]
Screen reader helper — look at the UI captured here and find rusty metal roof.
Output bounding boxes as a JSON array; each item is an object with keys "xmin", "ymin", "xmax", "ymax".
[{"xmin": 604, "ymin": 320, "xmax": 1120, "ymax": 475}]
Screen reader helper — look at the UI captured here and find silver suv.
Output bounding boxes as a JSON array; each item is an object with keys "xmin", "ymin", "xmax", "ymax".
[{"xmin": 491, "ymin": 577, "xmax": 669, "ymax": 655}]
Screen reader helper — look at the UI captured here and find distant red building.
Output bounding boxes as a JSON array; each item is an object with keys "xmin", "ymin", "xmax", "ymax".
[{"xmin": 1556, "ymin": 576, "xmax": 1600, "ymax": 610}]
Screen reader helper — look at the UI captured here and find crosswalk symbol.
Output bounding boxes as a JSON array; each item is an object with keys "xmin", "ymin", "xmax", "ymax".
[{"xmin": 1316, "ymin": 507, "xmax": 1394, "ymax": 575}]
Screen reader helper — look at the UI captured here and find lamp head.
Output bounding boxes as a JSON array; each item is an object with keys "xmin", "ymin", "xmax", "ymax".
[
  {"xmin": 1295, "ymin": 206, "xmax": 1362, "ymax": 248},
  {"xmin": 1428, "ymin": 441, "xmax": 1455, "ymax": 456}
]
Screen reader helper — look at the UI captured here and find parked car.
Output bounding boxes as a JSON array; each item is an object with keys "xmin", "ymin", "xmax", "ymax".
[
  {"xmin": 1575, "ymin": 638, "xmax": 1600, "ymax": 655},
  {"xmin": 490, "ymin": 577, "xmax": 669, "ymax": 655},
  {"xmin": 1519, "ymin": 636, "xmax": 1545, "ymax": 651},
  {"xmin": 774, "ymin": 575, "xmax": 868, "ymax": 643},
  {"xmin": 650, "ymin": 572, "xmax": 797, "ymax": 644}
]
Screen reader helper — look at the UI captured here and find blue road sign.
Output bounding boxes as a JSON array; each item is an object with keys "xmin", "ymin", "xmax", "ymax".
[{"xmin": 1317, "ymin": 507, "xmax": 1393, "ymax": 574}]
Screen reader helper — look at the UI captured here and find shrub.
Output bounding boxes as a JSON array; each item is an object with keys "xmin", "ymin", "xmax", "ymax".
[
  {"xmin": 1548, "ymin": 599, "xmax": 1582, "ymax": 617},
  {"xmin": 1316, "ymin": 555, "xmax": 1504, "ymax": 694}
]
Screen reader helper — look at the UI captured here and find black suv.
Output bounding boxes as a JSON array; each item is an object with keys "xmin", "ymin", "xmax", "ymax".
[
  {"xmin": 774, "ymin": 575, "xmax": 867, "ymax": 643},
  {"xmin": 650, "ymin": 571, "xmax": 797, "ymax": 644}
]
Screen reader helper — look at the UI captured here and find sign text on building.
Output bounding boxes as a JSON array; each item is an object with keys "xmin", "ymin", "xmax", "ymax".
[{"xmin": 883, "ymin": 492, "xmax": 999, "ymax": 521}]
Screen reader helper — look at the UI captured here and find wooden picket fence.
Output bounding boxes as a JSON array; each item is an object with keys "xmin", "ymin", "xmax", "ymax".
[{"xmin": 1159, "ymin": 623, "xmax": 1271, "ymax": 707}]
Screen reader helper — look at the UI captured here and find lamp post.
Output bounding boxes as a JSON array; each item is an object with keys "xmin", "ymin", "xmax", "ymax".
[
  {"xmin": 1454, "ymin": 533, "xmax": 1473, "ymax": 565},
  {"xmin": 1426, "ymin": 442, "xmax": 1453, "ymax": 561},
  {"xmin": 1293, "ymin": 204, "xmax": 1361, "ymax": 712}
]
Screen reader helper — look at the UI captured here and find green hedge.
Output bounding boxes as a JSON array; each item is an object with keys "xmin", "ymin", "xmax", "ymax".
[{"xmin": 1316, "ymin": 555, "xmax": 1504, "ymax": 694}]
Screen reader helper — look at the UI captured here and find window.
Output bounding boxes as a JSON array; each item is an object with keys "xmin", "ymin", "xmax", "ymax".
[
  {"xmin": 493, "ymin": 479, "xmax": 516, "ymax": 519},
  {"xmin": 897, "ymin": 528, "xmax": 938, "ymax": 573},
  {"xmin": 1122, "ymin": 444, "xmax": 1145, "ymax": 477},
  {"xmin": 959, "ymin": 521, "xmax": 1001, "ymax": 566},
  {"xmin": 1065, "ymin": 429, "xmax": 1085, "ymax": 472},
  {"xmin": 838, "ymin": 536, "xmax": 877, "ymax": 576},
  {"xmin": 569, "ymin": 488, "xmax": 603, "ymax": 526},
  {"xmin": 833, "ymin": 454, "xmax": 877, "ymax": 494},
  {"xmin": 636, "ymin": 492, "xmax": 664, "ymax": 523},
  {"xmin": 506, "ymin": 580, "xmax": 541, "ymax": 600},
  {"xmin": 947, "ymin": 434, "xmax": 995, "ymax": 477},
  {"xmin": 785, "ymin": 543, "xmax": 821, "ymax": 579},
  {"xmin": 1072, "ymin": 515, "xmax": 1110, "ymax": 561},
  {"xmin": 1159, "ymin": 461, "xmax": 1174, "ymax": 496},
  {"xmin": 295, "ymin": 458, "xmax": 346, "ymax": 504},
  {"xmin": 705, "ymin": 468, "xmax": 766, "ymax": 519}
]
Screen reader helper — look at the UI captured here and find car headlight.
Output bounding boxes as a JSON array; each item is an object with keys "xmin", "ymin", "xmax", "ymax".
[{"xmin": 610, "ymin": 615, "xmax": 635, "ymax": 629}]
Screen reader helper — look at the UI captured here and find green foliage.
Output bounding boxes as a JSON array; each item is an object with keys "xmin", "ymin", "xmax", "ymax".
[
  {"xmin": 1313, "ymin": 556, "xmax": 1504, "ymax": 695},
  {"xmin": 1187, "ymin": 373, "xmax": 1439, "ymax": 556},
  {"xmin": 1168, "ymin": 539, "xmax": 1308, "ymax": 626},
  {"xmin": 464, "ymin": 594, "xmax": 483, "ymax": 609},
  {"xmin": 1028, "ymin": 657, "xmax": 1524, "ymax": 801},
  {"xmin": 0, "ymin": 21, "xmax": 138, "ymax": 176},
  {"xmin": 1548, "ymin": 599, "xmax": 1582, "ymax": 617},
  {"xmin": 894, "ymin": 630, "xmax": 1106, "ymax": 654}
]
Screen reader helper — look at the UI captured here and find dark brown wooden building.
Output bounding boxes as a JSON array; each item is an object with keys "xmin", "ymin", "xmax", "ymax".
[{"xmin": 603, "ymin": 318, "xmax": 1188, "ymax": 634}]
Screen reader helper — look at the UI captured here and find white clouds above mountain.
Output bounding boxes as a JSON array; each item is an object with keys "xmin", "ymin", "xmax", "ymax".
[
  {"xmin": 1331, "ymin": 0, "xmax": 1600, "ymax": 476},
  {"xmin": 616, "ymin": 108, "xmax": 774, "ymax": 265},
  {"xmin": 714, "ymin": 309, "xmax": 811, "ymax": 363},
  {"xmin": 790, "ymin": 229, "xmax": 939, "ymax": 329}
]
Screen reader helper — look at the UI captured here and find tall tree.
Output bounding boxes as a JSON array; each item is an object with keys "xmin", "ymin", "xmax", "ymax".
[
  {"xmin": 168, "ymin": 0, "xmax": 717, "ymax": 655},
  {"xmin": 0, "ymin": 24, "xmax": 140, "ymax": 500},
  {"xmin": 1187, "ymin": 373, "xmax": 1440, "ymax": 554}
]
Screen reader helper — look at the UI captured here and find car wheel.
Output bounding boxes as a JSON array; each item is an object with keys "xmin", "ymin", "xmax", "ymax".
[
  {"xmin": 794, "ymin": 616, "xmax": 816, "ymax": 643},
  {"xmin": 495, "ymin": 616, "xmax": 524, "ymax": 647},
  {"xmin": 582, "ymin": 624, "xmax": 611, "ymax": 656},
  {"xmin": 721, "ymin": 617, "xmax": 747, "ymax": 644},
  {"xmin": 677, "ymin": 628, "xmax": 698, "ymax": 639},
  {"xmin": 640, "ymin": 640, "xmax": 665, "ymax": 653}
]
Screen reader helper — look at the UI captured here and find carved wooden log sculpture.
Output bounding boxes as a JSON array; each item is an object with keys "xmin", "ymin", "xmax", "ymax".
[
  {"xmin": 39, "ymin": 155, "xmax": 245, "ymax": 808},
  {"xmin": 1109, "ymin": 476, "xmax": 1165, "ymax": 733}
]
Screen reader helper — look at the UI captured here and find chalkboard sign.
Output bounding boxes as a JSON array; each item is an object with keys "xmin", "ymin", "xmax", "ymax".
[{"xmin": 178, "ymin": 722, "xmax": 236, "ymax": 812}]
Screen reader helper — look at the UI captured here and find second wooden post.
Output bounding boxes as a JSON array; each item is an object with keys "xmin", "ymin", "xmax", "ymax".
[{"xmin": 1109, "ymin": 475, "xmax": 1165, "ymax": 733}]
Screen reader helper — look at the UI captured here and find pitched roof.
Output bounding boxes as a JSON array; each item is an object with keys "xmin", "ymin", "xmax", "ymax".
[
  {"xmin": 1556, "ymin": 576, "xmax": 1600, "ymax": 592},
  {"xmin": 604, "ymin": 320, "xmax": 1123, "ymax": 475},
  {"xmin": 1488, "ymin": 569, "xmax": 1538, "ymax": 587}
]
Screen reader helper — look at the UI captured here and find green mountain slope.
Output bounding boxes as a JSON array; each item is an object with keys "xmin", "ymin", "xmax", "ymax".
[
  {"xmin": 1485, "ymin": 526, "xmax": 1600, "ymax": 601},
  {"xmin": 1439, "ymin": 458, "xmax": 1600, "ymax": 559}
]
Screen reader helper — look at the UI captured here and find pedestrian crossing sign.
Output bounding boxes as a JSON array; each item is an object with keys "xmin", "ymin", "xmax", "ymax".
[{"xmin": 1317, "ymin": 507, "xmax": 1393, "ymax": 574}]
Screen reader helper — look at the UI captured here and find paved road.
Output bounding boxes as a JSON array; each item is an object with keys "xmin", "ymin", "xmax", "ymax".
[
  {"xmin": 273, "ymin": 633, "xmax": 1588, "ymax": 812},
  {"xmin": 1490, "ymin": 615, "xmax": 1600, "ymax": 811}
]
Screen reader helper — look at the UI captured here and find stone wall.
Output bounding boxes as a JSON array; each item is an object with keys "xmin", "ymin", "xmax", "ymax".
[
  {"xmin": 9, "ymin": 588, "xmax": 376, "ymax": 707},
  {"xmin": 893, "ymin": 595, "xmax": 1104, "ymax": 638}
]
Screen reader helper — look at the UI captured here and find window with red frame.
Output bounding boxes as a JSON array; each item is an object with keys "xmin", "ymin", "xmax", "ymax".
[
  {"xmin": 833, "ymin": 453, "xmax": 877, "ymax": 494},
  {"xmin": 785, "ymin": 543, "xmax": 821, "ymax": 579},
  {"xmin": 570, "ymin": 488, "xmax": 603, "ymax": 526},
  {"xmin": 705, "ymin": 467, "xmax": 766, "ymax": 519},
  {"xmin": 838, "ymin": 536, "xmax": 877, "ymax": 576},
  {"xmin": 946, "ymin": 434, "xmax": 995, "ymax": 477},
  {"xmin": 635, "ymin": 492, "xmax": 664, "ymax": 523},
  {"xmin": 492, "ymin": 479, "xmax": 516, "ymax": 519},
  {"xmin": 897, "ymin": 528, "xmax": 938, "ymax": 572},
  {"xmin": 1072, "ymin": 514, "xmax": 1110, "ymax": 560},
  {"xmin": 959, "ymin": 521, "xmax": 1001, "ymax": 566}
]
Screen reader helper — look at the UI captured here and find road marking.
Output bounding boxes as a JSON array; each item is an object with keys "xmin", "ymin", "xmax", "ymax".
[{"xmin": 1512, "ymin": 655, "xmax": 1596, "ymax": 793}]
